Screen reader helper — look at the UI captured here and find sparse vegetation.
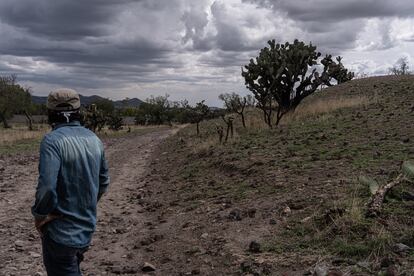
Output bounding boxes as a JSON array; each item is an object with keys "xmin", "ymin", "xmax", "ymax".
[
  {"xmin": 144, "ymin": 76, "xmax": 414, "ymax": 274},
  {"xmin": 133, "ymin": 95, "xmax": 220, "ymax": 135},
  {"xmin": 219, "ymin": 93, "xmax": 252, "ymax": 128},
  {"xmin": 2, "ymin": 39, "xmax": 414, "ymax": 275},
  {"xmin": 0, "ymin": 123, "xmax": 166, "ymax": 155}
]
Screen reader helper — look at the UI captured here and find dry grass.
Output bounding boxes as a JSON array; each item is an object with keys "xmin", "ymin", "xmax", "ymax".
[
  {"xmin": 245, "ymin": 95, "xmax": 372, "ymax": 129},
  {"xmin": 245, "ymin": 109, "xmax": 270, "ymax": 130},
  {"xmin": 96, "ymin": 125, "xmax": 168, "ymax": 138},
  {"xmin": 0, "ymin": 124, "xmax": 50, "ymax": 144},
  {"xmin": 287, "ymin": 95, "xmax": 372, "ymax": 121},
  {"xmin": 0, "ymin": 124, "xmax": 167, "ymax": 145},
  {"xmin": 188, "ymin": 95, "xmax": 372, "ymax": 153},
  {"xmin": 190, "ymin": 135, "xmax": 220, "ymax": 153},
  {"xmin": 186, "ymin": 124, "xmax": 241, "ymax": 153}
]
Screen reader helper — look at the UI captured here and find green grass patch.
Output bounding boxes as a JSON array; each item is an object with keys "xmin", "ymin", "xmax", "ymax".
[{"xmin": 0, "ymin": 138, "xmax": 42, "ymax": 155}]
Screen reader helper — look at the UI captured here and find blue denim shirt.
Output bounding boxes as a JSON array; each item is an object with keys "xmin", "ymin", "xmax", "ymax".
[{"xmin": 31, "ymin": 121, "xmax": 110, "ymax": 248}]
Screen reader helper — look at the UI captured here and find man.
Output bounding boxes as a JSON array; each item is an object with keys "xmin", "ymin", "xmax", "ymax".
[{"xmin": 31, "ymin": 89, "xmax": 110, "ymax": 276}]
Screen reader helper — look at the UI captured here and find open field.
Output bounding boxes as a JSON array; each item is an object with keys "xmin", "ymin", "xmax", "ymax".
[
  {"xmin": 0, "ymin": 124, "xmax": 49, "ymax": 144},
  {"xmin": 1, "ymin": 75, "xmax": 414, "ymax": 275},
  {"xmin": 0, "ymin": 124, "xmax": 169, "ymax": 155}
]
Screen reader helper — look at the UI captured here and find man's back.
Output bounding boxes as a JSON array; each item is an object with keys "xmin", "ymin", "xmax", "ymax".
[{"xmin": 32, "ymin": 121, "xmax": 110, "ymax": 248}]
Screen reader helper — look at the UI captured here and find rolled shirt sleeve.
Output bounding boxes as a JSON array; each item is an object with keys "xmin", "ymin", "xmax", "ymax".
[{"xmin": 31, "ymin": 136, "xmax": 61, "ymax": 220}]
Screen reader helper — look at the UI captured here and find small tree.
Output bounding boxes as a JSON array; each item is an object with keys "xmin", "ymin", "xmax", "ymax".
[
  {"xmin": 218, "ymin": 92, "xmax": 247, "ymax": 128},
  {"xmin": 107, "ymin": 112, "xmax": 123, "ymax": 131},
  {"xmin": 134, "ymin": 94, "xmax": 171, "ymax": 125},
  {"xmin": 82, "ymin": 104, "xmax": 107, "ymax": 132},
  {"xmin": 190, "ymin": 100, "xmax": 209, "ymax": 136},
  {"xmin": 0, "ymin": 75, "xmax": 32, "ymax": 128},
  {"xmin": 170, "ymin": 100, "xmax": 193, "ymax": 124},
  {"xmin": 242, "ymin": 39, "xmax": 354, "ymax": 127},
  {"xmin": 389, "ymin": 57, "xmax": 411, "ymax": 76},
  {"xmin": 92, "ymin": 98, "xmax": 115, "ymax": 115}
]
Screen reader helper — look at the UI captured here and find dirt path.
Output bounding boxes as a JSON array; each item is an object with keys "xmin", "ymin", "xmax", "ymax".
[{"xmin": 0, "ymin": 127, "xmax": 177, "ymax": 276}]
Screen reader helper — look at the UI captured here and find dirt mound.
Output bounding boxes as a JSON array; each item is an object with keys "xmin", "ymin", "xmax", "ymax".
[{"xmin": 139, "ymin": 75, "xmax": 414, "ymax": 275}]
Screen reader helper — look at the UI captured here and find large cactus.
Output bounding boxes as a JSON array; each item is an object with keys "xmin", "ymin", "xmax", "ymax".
[
  {"xmin": 242, "ymin": 39, "xmax": 354, "ymax": 126},
  {"xmin": 81, "ymin": 104, "xmax": 107, "ymax": 132},
  {"xmin": 321, "ymin": 55, "xmax": 355, "ymax": 84}
]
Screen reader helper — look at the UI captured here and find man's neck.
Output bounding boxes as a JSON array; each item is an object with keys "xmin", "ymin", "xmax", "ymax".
[{"xmin": 52, "ymin": 121, "xmax": 81, "ymax": 130}]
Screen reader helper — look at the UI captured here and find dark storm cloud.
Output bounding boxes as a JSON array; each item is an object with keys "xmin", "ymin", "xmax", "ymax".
[
  {"xmin": 0, "ymin": 0, "xmax": 137, "ymax": 39},
  {"xmin": 0, "ymin": 0, "xmax": 413, "ymax": 102},
  {"xmin": 0, "ymin": 0, "xmax": 172, "ymax": 64},
  {"xmin": 0, "ymin": 0, "xmax": 187, "ymax": 92}
]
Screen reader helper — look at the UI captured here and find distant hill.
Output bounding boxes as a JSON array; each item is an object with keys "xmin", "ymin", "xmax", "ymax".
[
  {"xmin": 31, "ymin": 95, "xmax": 143, "ymax": 108},
  {"xmin": 113, "ymin": 98, "xmax": 143, "ymax": 109}
]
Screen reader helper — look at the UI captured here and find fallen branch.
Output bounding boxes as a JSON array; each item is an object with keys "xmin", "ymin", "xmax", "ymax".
[{"xmin": 366, "ymin": 173, "xmax": 403, "ymax": 217}]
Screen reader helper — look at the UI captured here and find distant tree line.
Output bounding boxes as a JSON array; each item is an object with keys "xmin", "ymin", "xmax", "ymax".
[
  {"xmin": 132, "ymin": 95, "xmax": 222, "ymax": 135},
  {"xmin": 1, "ymin": 39, "xmax": 358, "ymax": 134},
  {"xmin": 0, "ymin": 75, "xmax": 43, "ymax": 129},
  {"xmin": 79, "ymin": 94, "xmax": 222, "ymax": 135},
  {"xmin": 0, "ymin": 77, "xmax": 221, "ymax": 134}
]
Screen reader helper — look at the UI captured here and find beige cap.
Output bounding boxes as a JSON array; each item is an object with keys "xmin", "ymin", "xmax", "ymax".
[{"xmin": 47, "ymin": 88, "xmax": 80, "ymax": 111}]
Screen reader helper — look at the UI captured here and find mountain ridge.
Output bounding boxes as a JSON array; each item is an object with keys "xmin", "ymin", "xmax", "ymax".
[{"xmin": 31, "ymin": 94, "xmax": 143, "ymax": 108}]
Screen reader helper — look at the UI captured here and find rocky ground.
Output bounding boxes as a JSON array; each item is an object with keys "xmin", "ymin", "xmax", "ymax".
[
  {"xmin": 129, "ymin": 76, "xmax": 414, "ymax": 275},
  {"xmin": 1, "ymin": 76, "xmax": 414, "ymax": 276}
]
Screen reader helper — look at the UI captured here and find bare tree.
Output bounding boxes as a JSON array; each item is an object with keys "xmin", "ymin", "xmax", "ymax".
[
  {"xmin": 389, "ymin": 57, "xmax": 411, "ymax": 76},
  {"xmin": 218, "ymin": 92, "xmax": 247, "ymax": 128}
]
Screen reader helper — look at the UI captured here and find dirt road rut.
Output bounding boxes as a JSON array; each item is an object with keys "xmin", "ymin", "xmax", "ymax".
[{"xmin": 0, "ymin": 128, "xmax": 176, "ymax": 276}]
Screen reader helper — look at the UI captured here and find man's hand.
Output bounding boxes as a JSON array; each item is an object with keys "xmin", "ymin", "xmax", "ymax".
[{"xmin": 34, "ymin": 214, "xmax": 61, "ymax": 236}]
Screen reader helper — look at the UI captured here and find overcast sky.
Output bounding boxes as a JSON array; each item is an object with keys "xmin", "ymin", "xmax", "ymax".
[{"xmin": 0, "ymin": 0, "xmax": 413, "ymax": 105}]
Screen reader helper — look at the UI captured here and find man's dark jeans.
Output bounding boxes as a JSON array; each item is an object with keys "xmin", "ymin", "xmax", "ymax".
[{"xmin": 42, "ymin": 234, "xmax": 88, "ymax": 276}]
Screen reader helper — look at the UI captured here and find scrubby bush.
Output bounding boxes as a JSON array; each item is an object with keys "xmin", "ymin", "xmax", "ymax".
[{"xmin": 107, "ymin": 112, "xmax": 123, "ymax": 131}]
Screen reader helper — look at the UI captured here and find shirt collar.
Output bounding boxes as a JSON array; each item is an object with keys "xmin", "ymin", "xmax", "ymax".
[{"xmin": 53, "ymin": 121, "xmax": 81, "ymax": 130}]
